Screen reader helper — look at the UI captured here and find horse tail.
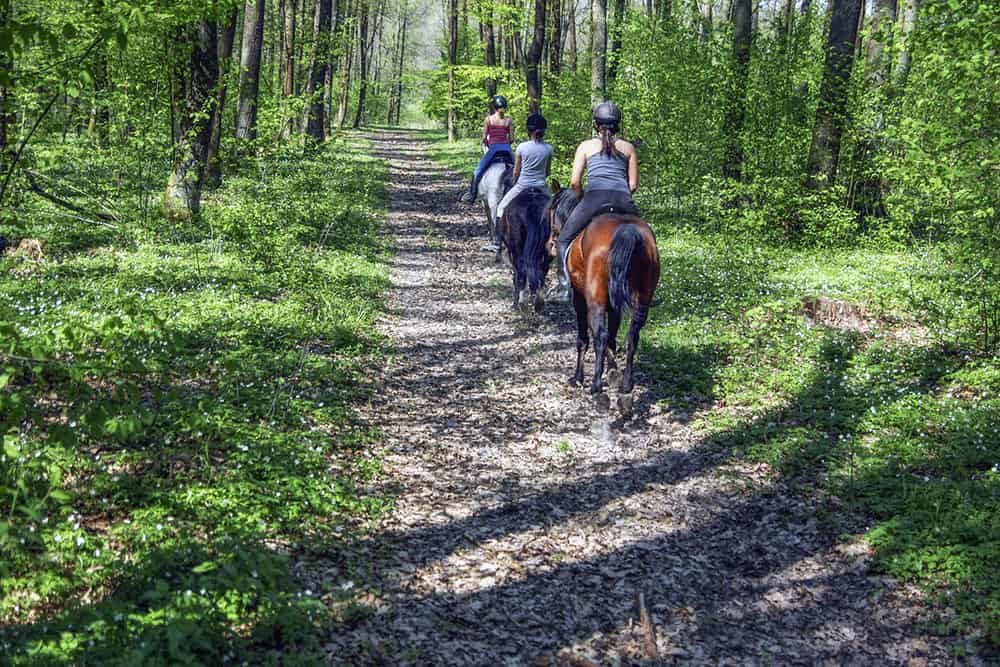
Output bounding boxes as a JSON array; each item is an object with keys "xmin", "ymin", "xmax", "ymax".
[
  {"xmin": 608, "ymin": 223, "xmax": 643, "ymax": 313},
  {"xmin": 523, "ymin": 195, "xmax": 551, "ymax": 292}
]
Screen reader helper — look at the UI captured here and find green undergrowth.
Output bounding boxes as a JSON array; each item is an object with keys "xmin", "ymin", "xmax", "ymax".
[
  {"xmin": 0, "ymin": 133, "xmax": 392, "ymax": 664},
  {"xmin": 642, "ymin": 226, "xmax": 999, "ymax": 650}
]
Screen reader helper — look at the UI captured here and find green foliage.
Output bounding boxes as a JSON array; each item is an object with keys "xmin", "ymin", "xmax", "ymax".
[{"xmin": 0, "ymin": 134, "xmax": 391, "ymax": 663}]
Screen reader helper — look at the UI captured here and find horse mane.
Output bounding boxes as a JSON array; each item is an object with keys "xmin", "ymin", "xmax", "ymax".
[{"xmin": 545, "ymin": 187, "xmax": 580, "ymax": 224}]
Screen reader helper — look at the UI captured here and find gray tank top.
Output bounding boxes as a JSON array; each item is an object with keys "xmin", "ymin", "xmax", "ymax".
[
  {"xmin": 516, "ymin": 140, "xmax": 553, "ymax": 188},
  {"xmin": 586, "ymin": 150, "xmax": 630, "ymax": 193}
]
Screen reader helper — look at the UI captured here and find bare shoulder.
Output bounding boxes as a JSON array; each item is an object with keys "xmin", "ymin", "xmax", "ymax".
[
  {"xmin": 578, "ymin": 138, "xmax": 600, "ymax": 156},
  {"xmin": 615, "ymin": 138, "xmax": 636, "ymax": 156}
]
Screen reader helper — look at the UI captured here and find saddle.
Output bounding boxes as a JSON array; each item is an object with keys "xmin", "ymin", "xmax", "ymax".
[
  {"xmin": 591, "ymin": 202, "xmax": 640, "ymax": 218},
  {"xmin": 485, "ymin": 149, "xmax": 514, "ymax": 168}
]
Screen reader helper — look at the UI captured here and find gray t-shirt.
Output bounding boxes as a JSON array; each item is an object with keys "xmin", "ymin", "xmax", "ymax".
[{"xmin": 516, "ymin": 140, "xmax": 553, "ymax": 188}]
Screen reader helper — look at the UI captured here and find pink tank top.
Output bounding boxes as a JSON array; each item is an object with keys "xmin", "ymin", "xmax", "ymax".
[{"xmin": 487, "ymin": 122, "xmax": 510, "ymax": 145}]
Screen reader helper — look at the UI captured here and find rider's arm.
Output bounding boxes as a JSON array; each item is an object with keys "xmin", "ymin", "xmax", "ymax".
[
  {"xmin": 481, "ymin": 117, "xmax": 490, "ymax": 146},
  {"xmin": 627, "ymin": 147, "xmax": 639, "ymax": 194},
  {"xmin": 512, "ymin": 152, "xmax": 523, "ymax": 182},
  {"xmin": 507, "ymin": 120, "xmax": 515, "ymax": 145},
  {"xmin": 570, "ymin": 143, "xmax": 587, "ymax": 199}
]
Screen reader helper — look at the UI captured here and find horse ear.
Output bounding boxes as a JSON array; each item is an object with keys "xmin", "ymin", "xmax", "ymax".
[{"xmin": 550, "ymin": 179, "xmax": 561, "ymax": 194}]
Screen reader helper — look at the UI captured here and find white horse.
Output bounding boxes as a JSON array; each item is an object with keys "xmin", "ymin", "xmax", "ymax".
[{"xmin": 474, "ymin": 159, "xmax": 513, "ymax": 263}]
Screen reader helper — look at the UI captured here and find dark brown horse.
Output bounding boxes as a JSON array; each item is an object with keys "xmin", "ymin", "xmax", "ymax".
[{"xmin": 546, "ymin": 181, "xmax": 660, "ymax": 400}]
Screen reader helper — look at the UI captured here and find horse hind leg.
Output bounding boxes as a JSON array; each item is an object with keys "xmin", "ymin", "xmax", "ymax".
[
  {"xmin": 622, "ymin": 306, "xmax": 649, "ymax": 394},
  {"xmin": 571, "ymin": 288, "xmax": 588, "ymax": 386},
  {"xmin": 589, "ymin": 305, "xmax": 609, "ymax": 395},
  {"xmin": 606, "ymin": 309, "xmax": 621, "ymax": 372}
]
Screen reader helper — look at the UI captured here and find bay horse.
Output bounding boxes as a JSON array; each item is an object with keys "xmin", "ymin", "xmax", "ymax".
[
  {"xmin": 499, "ymin": 186, "xmax": 552, "ymax": 311},
  {"xmin": 546, "ymin": 181, "xmax": 660, "ymax": 398}
]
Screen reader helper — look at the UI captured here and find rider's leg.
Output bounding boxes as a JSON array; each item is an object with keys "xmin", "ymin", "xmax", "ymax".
[
  {"xmin": 496, "ymin": 183, "xmax": 524, "ymax": 222},
  {"xmin": 461, "ymin": 150, "xmax": 493, "ymax": 202},
  {"xmin": 555, "ymin": 193, "xmax": 600, "ymax": 290}
]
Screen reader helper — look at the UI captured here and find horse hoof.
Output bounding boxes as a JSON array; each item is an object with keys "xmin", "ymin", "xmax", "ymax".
[
  {"xmin": 533, "ymin": 294, "xmax": 544, "ymax": 314},
  {"xmin": 617, "ymin": 394, "xmax": 633, "ymax": 418},
  {"xmin": 607, "ymin": 368, "xmax": 622, "ymax": 386},
  {"xmin": 569, "ymin": 375, "xmax": 581, "ymax": 386},
  {"xmin": 594, "ymin": 393, "xmax": 611, "ymax": 412}
]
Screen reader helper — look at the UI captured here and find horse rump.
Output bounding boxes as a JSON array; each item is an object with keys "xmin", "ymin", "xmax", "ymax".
[
  {"xmin": 608, "ymin": 222, "xmax": 643, "ymax": 313},
  {"xmin": 508, "ymin": 188, "xmax": 552, "ymax": 293}
]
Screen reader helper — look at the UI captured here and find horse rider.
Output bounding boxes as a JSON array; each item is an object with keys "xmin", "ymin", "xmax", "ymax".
[
  {"xmin": 495, "ymin": 113, "xmax": 553, "ymax": 222},
  {"xmin": 460, "ymin": 95, "xmax": 515, "ymax": 203},
  {"xmin": 553, "ymin": 100, "xmax": 639, "ymax": 299}
]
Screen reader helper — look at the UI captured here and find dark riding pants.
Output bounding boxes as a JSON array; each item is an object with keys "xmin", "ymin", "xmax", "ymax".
[{"xmin": 556, "ymin": 189, "xmax": 637, "ymax": 258}]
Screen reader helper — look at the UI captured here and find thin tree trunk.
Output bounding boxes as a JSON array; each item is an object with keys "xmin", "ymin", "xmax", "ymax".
[
  {"xmin": 806, "ymin": 0, "xmax": 863, "ymax": 187},
  {"xmin": 591, "ymin": 0, "xmax": 607, "ymax": 101},
  {"xmin": 0, "ymin": 1, "xmax": 10, "ymax": 164},
  {"xmin": 280, "ymin": 0, "xmax": 297, "ymax": 137},
  {"xmin": 485, "ymin": 8, "xmax": 497, "ymax": 96},
  {"xmin": 566, "ymin": 0, "xmax": 577, "ymax": 72},
  {"xmin": 336, "ymin": 5, "xmax": 356, "ymax": 128},
  {"xmin": 236, "ymin": 0, "xmax": 266, "ymax": 140},
  {"xmin": 894, "ymin": 0, "xmax": 918, "ymax": 90},
  {"xmin": 722, "ymin": 0, "xmax": 750, "ymax": 181},
  {"xmin": 607, "ymin": 0, "xmax": 625, "ymax": 84},
  {"xmin": 164, "ymin": 21, "xmax": 219, "ymax": 220},
  {"xmin": 352, "ymin": 0, "xmax": 370, "ymax": 128},
  {"xmin": 549, "ymin": 0, "xmax": 561, "ymax": 74},
  {"xmin": 326, "ymin": 0, "xmax": 341, "ymax": 135},
  {"xmin": 304, "ymin": 0, "xmax": 334, "ymax": 138},
  {"xmin": 207, "ymin": 7, "xmax": 238, "ymax": 186},
  {"xmin": 526, "ymin": 0, "xmax": 547, "ymax": 113},
  {"xmin": 447, "ymin": 0, "xmax": 457, "ymax": 141},
  {"xmin": 392, "ymin": 9, "xmax": 407, "ymax": 124}
]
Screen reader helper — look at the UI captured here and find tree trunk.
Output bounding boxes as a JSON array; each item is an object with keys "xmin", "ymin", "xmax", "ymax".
[
  {"xmin": 352, "ymin": 0, "xmax": 370, "ymax": 128},
  {"xmin": 392, "ymin": 9, "xmax": 408, "ymax": 124},
  {"xmin": 163, "ymin": 21, "xmax": 219, "ymax": 220},
  {"xmin": 303, "ymin": 0, "xmax": 333, "ymax": 138},
  {"xmin": 806, "ymin": 0, "xmax": 863, "ymax": 188},
  {"xmin": 485, "ymin": 9, "xmax": 497, "ymax": 96},
  {"xmin": 0, "ymin": 1, "xmax": 10, "ymax": 165},
  {"xmin": 658, "ymin": 0, "xmax": 672, "ymax": 25},
  {"xmin": 207, "ymin": 7, "xmax": 238, "ymax": 186},
  {"xmin": 698, "ymin": 0, "xmax": 713, "ymax": 42},
  {"xmin": 722, "ymin": 0, "xmax": 750, "ymax": 181},
  {"xmin": 336, "ymin": 6, "xmax": 356, "ymax": 128},
  {"xmin": 526, "ymin": 0, "xmax": 547, "ymax": 113},
  {"xmin": 894, "ymin": 0, "xmax": 918, "ymax": 90},
  {"xmin": 549, "ymin": 0, "xmax": 562, "ymax": 74},
  {"xmin": 326, "ymin": 0, "xmax": 341, "ymax": 135},
  {"xmin": 280, "ymin": 0, "xmax": 297, "ymax": 137},
  {"xmin": 590, "ymin": 0, "xmax": 607, "ymax": 101},
  {"xmin": 236, "ymin": 0, "xmax": 266, "ymax": 140},
  {"xmin": 607, "ymin": 0, "xmax": 625, "ymax": 84},
  {"xmin": 566, "ymin": 0, "xmax": 577, "ymax": 72},
  {"xmin": 865, "ymin": 0, "xmax": 896, "ymax": 78},
  {"xmin": 447, "ymin": 0, "xmax": 457, "ymax": 141}
]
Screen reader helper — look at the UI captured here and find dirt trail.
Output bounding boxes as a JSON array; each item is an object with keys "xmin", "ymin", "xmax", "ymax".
[{"xmin": 321, "ymin": 129, "xmax": 968, "ymax": 665}]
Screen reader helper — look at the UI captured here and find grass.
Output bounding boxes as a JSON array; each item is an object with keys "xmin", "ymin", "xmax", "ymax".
[
  {"xmin": 0, "ymin": 132, "xmax": 393, "ymax": 664},
  {"xmin": 640, "ymin": 227, "xmax": 999, "ymax": 649}
]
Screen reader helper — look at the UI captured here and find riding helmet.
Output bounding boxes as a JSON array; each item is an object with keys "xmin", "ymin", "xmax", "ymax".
[
  {"xmin": 593, "ymin": 100, "xmax": 623, "ymax": 127},
  {"xmin": 526, "ymin": 113, "xmax": 547, "ymax": 133},
  {"xmin": 493, "ymin": 95, "xmax": 508, "ymax": 109}
]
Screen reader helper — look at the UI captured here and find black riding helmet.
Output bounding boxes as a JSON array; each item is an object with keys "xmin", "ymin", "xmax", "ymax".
[
  {"xmin": 493, "ymin": 95, "xmax": 508, "ymax": 110},
  {"xmin": 593, "ymin": 100, "xmax": 622, "ymax": 129},
  {"xmin": 526, "ymin": 113, "xmax": 547, "ymax": 133}
]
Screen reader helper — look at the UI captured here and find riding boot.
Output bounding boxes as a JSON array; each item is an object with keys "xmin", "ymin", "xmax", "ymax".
[
  {"xmin": 546, "ymin": 241, "xmax": 572, "ymax": 302},
  {"xmin": 459, "ymin": 175, "xmax": 477, "ymax": 203}
]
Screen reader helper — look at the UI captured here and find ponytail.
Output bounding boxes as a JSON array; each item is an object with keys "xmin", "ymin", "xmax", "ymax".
[{"xmin": 597, "ymin": 123, "xmax": 621, "ymax": 157}]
